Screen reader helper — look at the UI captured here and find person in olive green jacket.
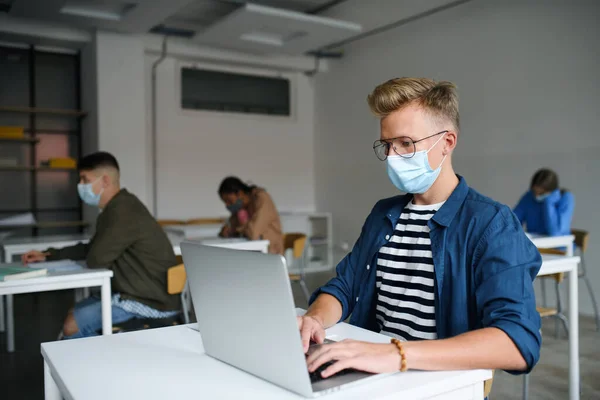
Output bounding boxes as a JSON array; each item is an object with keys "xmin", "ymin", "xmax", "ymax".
[
  {"xmin": 21, "ymin": 152, "xmax": 180, "ymax": 339},
  {"xmin": 218, "ymin": 176, "xmax": 284, "ymax": 255}
]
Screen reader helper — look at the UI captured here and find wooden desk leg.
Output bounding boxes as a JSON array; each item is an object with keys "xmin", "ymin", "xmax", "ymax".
[
  {"xmin": 101, "ymin": 278, "xmax": 112, "ymax": 336},
  {"xmin": 7, "ymin": 294, "xmax": 14, "ymax": 353},
  {"xmin": 44, "ymin": 360, "xmax": 62, "ymax": 400},
  {"xmin": 0, "ymin": 295, "xmax": 5, "ymax": 332},
  {"xmin": 568, "ymin": 266, "xmax": 580, "ymax": 400}
]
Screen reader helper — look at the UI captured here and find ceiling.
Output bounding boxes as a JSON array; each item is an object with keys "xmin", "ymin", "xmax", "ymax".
[
  {"xmin": 0, "ymin": 0, "xmax": 463, "ymax": 55},
  {"xmin": 3, "ymin": 0, "xmax": 361, "ymax": 54},
  {"xmin": 161, "ymin": 0, "xmax": 338, "ymax": 33},
  {"xmin": 4, "ymin": 0, "xmax": 346, "ymax": 34}
]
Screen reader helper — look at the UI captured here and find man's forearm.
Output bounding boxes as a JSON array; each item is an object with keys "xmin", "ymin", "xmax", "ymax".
[
  {"xmin": 45, "ymin": 243, "xmax": 89, "ymax": 261},
  {"xmin": 305, "ymin": 293, "xmax": 343, "ymax": 329},
  {"xmin": 403, "ymin": 327, "xmax": 527, "ymax": 371}
]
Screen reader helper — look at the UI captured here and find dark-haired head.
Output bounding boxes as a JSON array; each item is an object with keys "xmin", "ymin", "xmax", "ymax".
[
  {"xmin": 530, "ymin": 168, "xmax": 559, "ymax": 196},
  {"xmin": 77, "ymin": 152, "xmax": 121, "ymax": 206},
  {"xmin": 218, "ymin": 176, "xmax": 255, "ymax": 212},
  {"xmin": 78, "ymin": 152, "xmax": 120, "ymax": 173},
  {"xmin": 218, "ymin": 177, "xmax": 254, "ymax": 196}
]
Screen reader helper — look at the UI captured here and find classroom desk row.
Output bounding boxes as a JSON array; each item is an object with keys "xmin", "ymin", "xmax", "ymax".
[
  {"xmin": 0, "ymin": 233, "xmax": 269, "ymax": 353},
  {"xmin": 0, "ymin": 234, "xmax": 581, "ymax": 399}
]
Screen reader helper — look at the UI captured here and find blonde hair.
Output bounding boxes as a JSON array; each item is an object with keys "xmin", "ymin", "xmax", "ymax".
[{"xmin": 367, "ymin": 77, "xmax": 460, "ymax": 132}]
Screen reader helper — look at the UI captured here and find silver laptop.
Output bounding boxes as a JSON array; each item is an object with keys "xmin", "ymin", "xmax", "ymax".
[{"xmin": 180, "ymin": 242, "xmax": 385, "ymax": 397}]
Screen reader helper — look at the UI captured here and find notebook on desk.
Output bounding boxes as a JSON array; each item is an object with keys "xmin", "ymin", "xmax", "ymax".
[
  {"xmin": 28, "ymin": 260, "xmax": 83, "ymax": 272},
  {"xmin": 0, "ymin": 265, "xmax": 47, "ymax": 281}
]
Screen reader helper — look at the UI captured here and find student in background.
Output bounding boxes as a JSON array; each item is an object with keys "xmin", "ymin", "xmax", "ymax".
[
  {"xmin": 513, "ymin": 168, "xmax": 575, "ymax": 236},
  {"xmin": 21, "ymin": 152, "xmax": 180, "ymax": 339},
  {"xmin": 218, "ymin": 176, "xmax": 283, "ymax": 254}
]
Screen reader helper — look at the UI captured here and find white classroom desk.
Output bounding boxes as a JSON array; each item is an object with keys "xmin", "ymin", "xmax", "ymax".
[
  {"xmin": 526, "ymin": 233, "xmax": 575, "ymax": 256},
  {"xmin": 527, "ymin": 232, "xmax": 576, "ymax": 317},
  {"xmin": 41, "ymin": 318, "xmax": 491, "ymax": 400},
  {"xmin": 163, "ymin": 224, "xmax": 222, "ymax": 238},
  {"xmin": 0, "ymin": 234, "xmax": 269, "ymax": 353},
  {"xmin": 170, "ymin": 235, "xmax": 270, "ymax": 256},
  {"xmin": 2, "ymin": 234, "xmax": 91, "ymax": 263},
  {"xmin": 527, "ymin": 232, "xmax": 578, "ymax": 397},
  {"xmin": 0, "ymin": 265, "xmax": 112, "ymax": 353},
  {"xmin": 0, "ymin": 234, "xmax": 90, "ymax": 336},
  {"xmin": 538, "ymin": 254, "xmax": 581, "ymax": 400}
]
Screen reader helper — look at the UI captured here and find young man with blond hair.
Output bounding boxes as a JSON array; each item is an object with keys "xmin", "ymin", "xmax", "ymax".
[{"xmin": 300, "ymin": 78, "xmax": 541, "ymax": 379}]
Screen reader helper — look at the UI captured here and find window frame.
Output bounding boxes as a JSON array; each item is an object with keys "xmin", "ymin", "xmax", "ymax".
[{"xmin": 177, "ymin": 61, "xmax": 296, "ymax": 121}]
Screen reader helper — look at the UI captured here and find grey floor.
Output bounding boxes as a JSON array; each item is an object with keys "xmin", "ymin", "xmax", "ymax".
[{"xmin": 0, "ymin": 271, "xmax": 598, "ymax": 399}]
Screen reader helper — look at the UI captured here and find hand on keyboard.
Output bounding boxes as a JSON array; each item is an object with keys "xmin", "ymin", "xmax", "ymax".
[
  {"xmin": 306, "ymin": 339, "xmax": 402, "ymax": 379},
  {"xmin": 307, "ymin": 339, "xmax": 356, "ymax": 382},
  {"xmin": 308, "ymin": 359, "xmax": 356, "ymax": 382}
]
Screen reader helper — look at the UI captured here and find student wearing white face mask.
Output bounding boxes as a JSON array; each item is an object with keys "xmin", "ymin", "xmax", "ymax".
[
  {"xmin": 21, "ymin": 152, "xmax": 180, "ymax": 339},
  {"xmin": 513, "ymin": 168, "xmax": 575, "ymax": 236}
]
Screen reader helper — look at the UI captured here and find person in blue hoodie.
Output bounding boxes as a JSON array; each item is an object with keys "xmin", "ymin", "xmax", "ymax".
[{"xmin": 513, "ymin": 168, "xmax": 575, "ymax": 236}]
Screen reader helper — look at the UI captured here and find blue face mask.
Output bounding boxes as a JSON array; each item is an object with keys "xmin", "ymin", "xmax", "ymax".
[
  {"xmin": 535, "ymin": 193, "xmax": 550, "ymax": 202},
  {"xmin": 386, "ymin": 133, "xmax": 447, "ymax": 194},
  {"xmin": 77, "ymin": 177, "xmax": 103, "ymax": 207},
  {"xmin": 226, "ymin": 198, "xmax": 244, "ymax": 214}
]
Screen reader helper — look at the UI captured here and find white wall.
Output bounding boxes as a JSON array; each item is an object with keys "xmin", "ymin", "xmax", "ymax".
[
  {"xmin": 314, "ymin": 0, "xmax": 600, "ymax": 316},
  {"xmin": 95, "ymin": 31, "xmax": 151, "ymax": 207},
  {"xmin": 147, "ymin": 56, "xmax": 316, "ymax": 219}
]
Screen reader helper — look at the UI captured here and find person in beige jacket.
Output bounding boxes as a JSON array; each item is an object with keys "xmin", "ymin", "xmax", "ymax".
[{"xmin": 218, "ymin": 176, "xmax": 284, "ymax": 254}]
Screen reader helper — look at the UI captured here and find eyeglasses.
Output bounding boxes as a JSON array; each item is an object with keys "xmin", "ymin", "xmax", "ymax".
[{"xmin": 372, "ymin": 130, "xmax": 448, "ymax": 161}]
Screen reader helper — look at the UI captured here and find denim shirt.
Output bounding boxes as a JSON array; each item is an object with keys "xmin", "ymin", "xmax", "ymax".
[{"xmin": 310, "ymin": 176, "xmax": 542, "ymax": 373}]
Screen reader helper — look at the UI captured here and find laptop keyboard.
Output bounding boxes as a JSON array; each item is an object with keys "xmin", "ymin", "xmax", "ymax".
[{"xmin": 309, "ymin": 360, "xmax": 356, "ymax": 383}]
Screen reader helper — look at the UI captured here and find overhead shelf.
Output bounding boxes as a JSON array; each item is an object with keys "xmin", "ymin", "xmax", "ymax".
[
  {"xmin": 25, "ymin": 128, "xmax": 79, "ymax": 135},
  {"xmin": 0, "ymin": 137, "xmax": 39, "ymax": 143},
  {"xmin": 0, "ymin": 207, "xmax": 80, "ymax": 213},
  {"xmin": 0, "ymin": 106, "xmax": 87, "ymax": 117},
  {"xmin": 0, "ymin": 166, "xmax": 77, "ymax": 172},
  {"xmin": 0, "ymin": 220, "xmax": 89, "ymax": 230}
]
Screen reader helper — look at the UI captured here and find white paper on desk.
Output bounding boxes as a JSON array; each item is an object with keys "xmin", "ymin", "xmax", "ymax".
[
  {"xmin": 199, "ymin": 237, "xmax": 247, "ymax": 244},
  {"xmin": 29, "ymin": 260, "xmax": 83, "ymax": 272}
]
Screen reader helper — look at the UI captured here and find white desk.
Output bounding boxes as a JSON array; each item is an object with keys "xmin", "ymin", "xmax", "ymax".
[
  {"xmin": 527, "ymin": 233, "xmax": 576, "ymax": 327},
  {"xmin": 163, "ymin": 224, "xmax": 223, "ymax": 239},
  {"xmin": 170, "ymin": 235, "xmax": 270, "ymax": 256},
  {"xmin": 538, "ymin": 254, "xmax": 581, "ymax": 400},
  {"xmin": 0, "ymin": 234, "xmax": 90, "ymax": 337},
  {"xmin": 526, "ymin": 233, "xmax": 575, "ymax": 256},
  {"xmin": 41, "ymin": 322, "xmax": 491, "ymax": 400},
  {"xmin": 0, "ymin": 265, "xmax": 112, "ymax": 353},
  {"xmin": 2, "ymin": 234, "xmax": 91, "ymax": 263}
]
